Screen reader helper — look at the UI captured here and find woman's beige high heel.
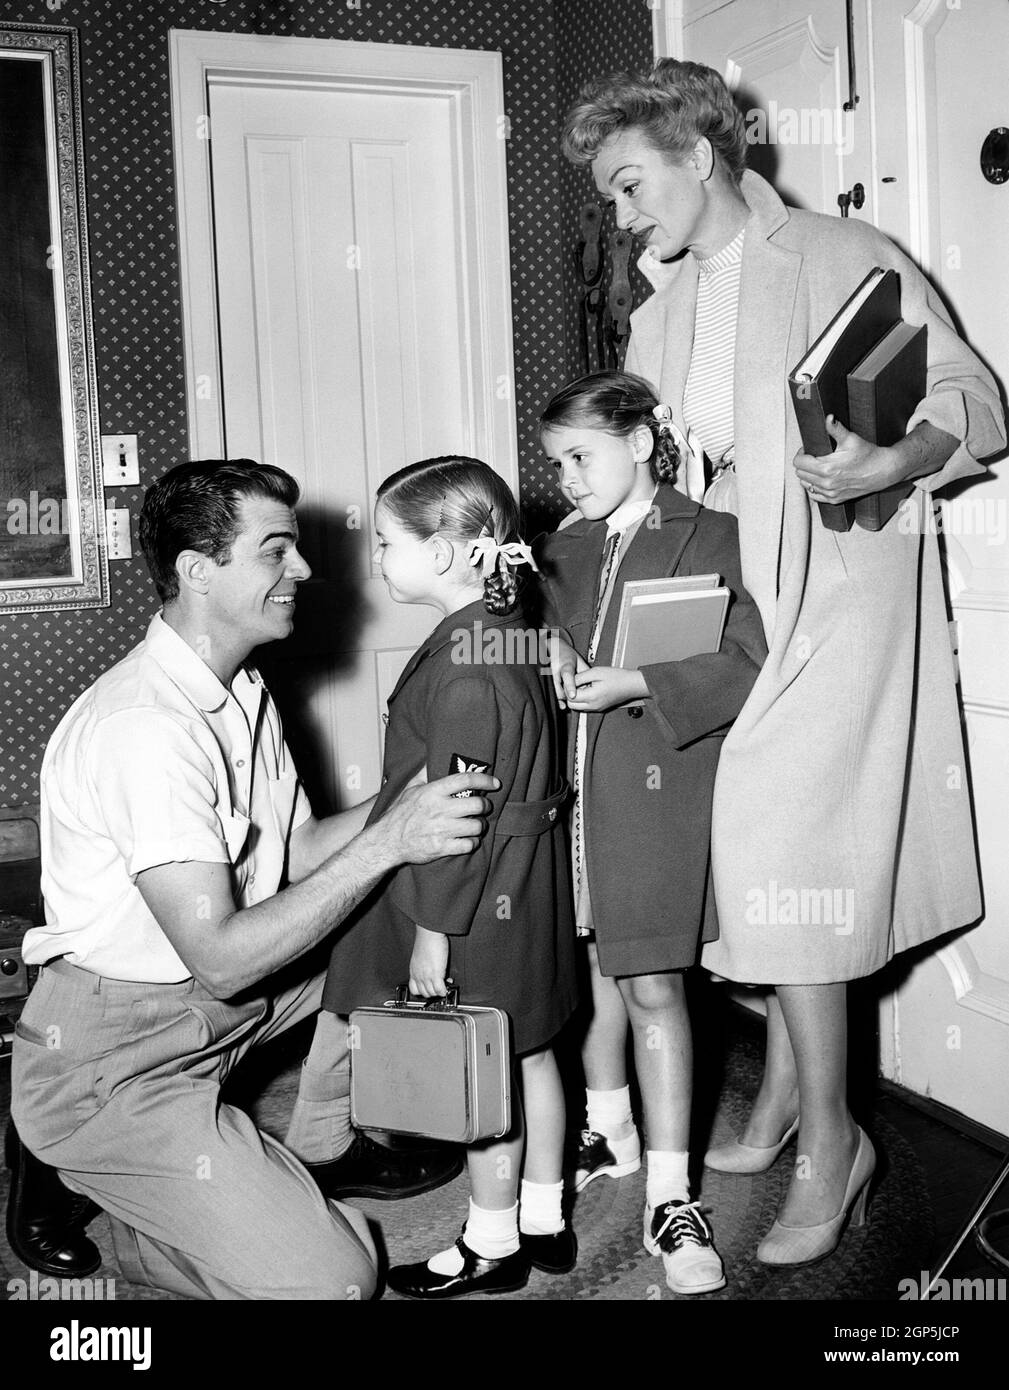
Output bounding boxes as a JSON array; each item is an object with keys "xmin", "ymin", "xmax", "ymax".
[
  {"xmin": 756, "ymin": 1126, "xmax": 875, "ymax": 1266},
  {"xmin": 704, "ymin": 1116, "xmax": 799, "ymax": 1174}
]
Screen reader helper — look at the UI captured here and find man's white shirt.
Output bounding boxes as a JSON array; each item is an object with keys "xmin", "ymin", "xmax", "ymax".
[{"xmin": 24, "ymin": 613, "xmax": 312, "ymax": 982}]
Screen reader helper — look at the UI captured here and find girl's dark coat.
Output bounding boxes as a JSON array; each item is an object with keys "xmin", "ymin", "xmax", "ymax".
[
  {"xmin": 323, "ymin": 601, "xmax": 577, "ymax": 1054},
  {"xmin": 537, "ymin": 483, "xmax": 767, "ymax": 978}
]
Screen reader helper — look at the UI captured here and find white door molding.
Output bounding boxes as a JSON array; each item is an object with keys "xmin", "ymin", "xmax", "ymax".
[
  {"xmin": 652, "ymin": 1, "xmax": 685, "ymax": 59},
  {"xmin": 901, "ymin": 0, "xmax": 951, "ymax": 274}
]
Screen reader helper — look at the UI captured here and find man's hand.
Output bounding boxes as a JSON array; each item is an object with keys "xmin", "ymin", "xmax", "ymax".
[
  {"xmin": 567, "ymin": 665, "xmax": 649, "ymax": 713},
  {"xmin": 379, "ymin": 771, "xmax": 499, "ymax": 864},
  {"xmin": 409, "ymin": 926, "xmax": 450, "ymax": 998},
  {"xmin": 550, "ymin": 634, "xmax": 589, "ymax": 709},
  {"xmin": 793, "ymin": 417, "xmax": 899, "ymax": 504}
]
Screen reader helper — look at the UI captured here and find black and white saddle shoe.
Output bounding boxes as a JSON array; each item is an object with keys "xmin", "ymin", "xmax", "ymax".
[{"xmin": 571, "ymin": 1127, "xmax": 641, "ymax": 1192}]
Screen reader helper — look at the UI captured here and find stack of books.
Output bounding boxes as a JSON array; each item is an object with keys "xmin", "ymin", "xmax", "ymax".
[
  {"xmin": 612, "ymin": 573, "xmax": 729, "ymax": 672},
  {"xmin": 789, "ymin": 266, "xmax": 927, "ymax": 531}
]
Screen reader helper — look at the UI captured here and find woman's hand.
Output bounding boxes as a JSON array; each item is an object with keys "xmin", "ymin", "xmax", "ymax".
[
  {"xmin": 549, "ymin": 634, "xmax": 590, "ymax": 709},
  {"xmin": 793, "ymin": 416, "xmax": 900, "ymax": 504},
  {"xmin": 409, "ymin": 927, "xmax": 450, "ymax": 998},
  {"xmin": 567, "ymin": 665, "xmax": 649, "ymax": 713}
]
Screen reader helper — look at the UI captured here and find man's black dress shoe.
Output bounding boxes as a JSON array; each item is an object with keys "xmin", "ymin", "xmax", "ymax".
[
  {"xmin": 5, "ymin": 1121, "xmax": 102, "ymax": 1278},
  {"xmin": 306, "ymin": 1131, "xmax": 463, "ymax": 1200},
  {"xmin": 387, "ymin": 1236, "xmax": 531, "ymax": 1299},
  {"xmin": 521, "ymin": 1224, "xmax": 577, "ymax": 1274}
]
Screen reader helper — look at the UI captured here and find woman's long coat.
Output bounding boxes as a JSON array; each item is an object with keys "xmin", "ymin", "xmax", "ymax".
[
  {"xmin": 537, "ymin": 485, "xmax": 766, "ymax": 977},
  {"xmin": 323, "ymin": 600, "xmax": 577, "ymax": 1054},
  {"xmin": 626, "ymin": 170, "xmax": 1006, "ymax": 984}
]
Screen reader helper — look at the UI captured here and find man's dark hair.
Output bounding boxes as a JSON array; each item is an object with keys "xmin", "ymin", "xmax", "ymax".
[{"xmin": 139, "ymin": 459, "xmax": 300, "ymax": 602}]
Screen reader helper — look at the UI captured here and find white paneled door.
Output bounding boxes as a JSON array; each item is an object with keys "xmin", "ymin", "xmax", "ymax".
[
  {"xmin": 671, "ymin": 0, "xmax": 1009, "ymax": 1134},
  {"xmin": 171, "ymin": 34, "xmax": 516, "ymax": 810}
]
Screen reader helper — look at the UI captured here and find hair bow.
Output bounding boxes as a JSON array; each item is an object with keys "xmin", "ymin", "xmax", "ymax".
[
  {"xmin": 467, "ymin": 537, "xmax": 540, "ymax": 580},
  {"xmin": 652, "ymin": 403, "xmax": 674, "ymax": 428}
]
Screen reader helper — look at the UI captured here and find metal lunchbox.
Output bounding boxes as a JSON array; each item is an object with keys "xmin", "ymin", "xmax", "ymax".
[{"xmin": 349, "ymin": 986, "xmax": 511, "ymax": 1143}]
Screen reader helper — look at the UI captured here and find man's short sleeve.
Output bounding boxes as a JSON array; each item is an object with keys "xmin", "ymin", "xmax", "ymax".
[{"xmin": 85, "ymin": 710, "xmax": 232, "ymax": 876}]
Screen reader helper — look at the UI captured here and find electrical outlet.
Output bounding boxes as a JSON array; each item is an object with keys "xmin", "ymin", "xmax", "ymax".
[
  {"xmin": 101, "ymin": 434, "xmax": 140, "ymax": 486},
  {"xmin": 105, "ymin": 508, "xmax": 132, "ymax": 560}
]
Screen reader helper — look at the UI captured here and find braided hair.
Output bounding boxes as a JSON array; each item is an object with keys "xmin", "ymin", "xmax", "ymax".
[
  {"xmin": 539, "ymin": 370, "xmax": 681, "ymax": 486},
  {"xmin": 377, "ymin": 456, "xmax": 524, "ymax": 616}
]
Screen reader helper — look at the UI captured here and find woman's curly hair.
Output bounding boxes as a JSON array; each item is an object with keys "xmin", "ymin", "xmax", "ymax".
[{"xmin": 562, "ymin": 58, "xmax": 747, "ymax": 184}]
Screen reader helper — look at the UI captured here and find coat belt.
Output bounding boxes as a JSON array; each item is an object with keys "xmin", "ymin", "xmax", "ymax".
[{"xmin": 494, "ymin": 783, "xmax": 569, "ymax": 837}]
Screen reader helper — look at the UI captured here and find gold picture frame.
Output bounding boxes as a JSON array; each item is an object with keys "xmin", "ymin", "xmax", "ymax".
[{"xmin": 0, "ymin": 23, "xmax": 107, "ymax": 612}]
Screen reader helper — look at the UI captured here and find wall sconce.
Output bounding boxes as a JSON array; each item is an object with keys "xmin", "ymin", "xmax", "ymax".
[{"xmin": 981, "ymin": 128, "xmax": 1009, "ymax": 185}]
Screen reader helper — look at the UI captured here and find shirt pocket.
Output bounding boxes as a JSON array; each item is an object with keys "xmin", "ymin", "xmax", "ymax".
[
  {"xmin": 268, "ymin": 773, "xmax": 299, "ymax": 841},
  {"xmin": 217, "ymin": 809, "xmax": 251, "ymax": 863}
]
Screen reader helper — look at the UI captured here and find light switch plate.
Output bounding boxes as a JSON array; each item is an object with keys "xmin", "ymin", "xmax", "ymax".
[
  {"xmin": 101, "ymin": 434, "xmax": 140, "ymax": 486},
  {"xmin": 105, "ymin": 508, "xmax": 132, "ymax": 560}
]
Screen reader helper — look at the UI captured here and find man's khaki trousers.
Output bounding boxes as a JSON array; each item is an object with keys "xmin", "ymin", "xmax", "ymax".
[{"xmin": 11, "ymin": 959, "xmax": 376, "ymax": 1300}]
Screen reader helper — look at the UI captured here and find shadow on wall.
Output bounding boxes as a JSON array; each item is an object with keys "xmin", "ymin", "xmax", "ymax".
[{"xmin": 254, "ymin": 501, "xmax": 371, "ymax": 817}]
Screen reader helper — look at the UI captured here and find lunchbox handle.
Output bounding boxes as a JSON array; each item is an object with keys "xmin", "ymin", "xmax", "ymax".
[{"xmin": 392, "ymin": 982, "xmax": 461, "ymax": 1011}]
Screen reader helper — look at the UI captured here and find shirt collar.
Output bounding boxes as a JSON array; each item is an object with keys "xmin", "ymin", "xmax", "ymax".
[
  {"xmin": 606, "ymin": 488, "xmax": 657, "ymax": 537},
  {"xmin": 144, "ymin": 612, "xmax": 264, "ymax": 714}
]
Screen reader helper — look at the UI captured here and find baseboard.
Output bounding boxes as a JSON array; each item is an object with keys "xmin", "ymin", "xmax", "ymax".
[{"xmin": 877, "ymin": 1077, "xmax": 1009, "ymax": 1151}]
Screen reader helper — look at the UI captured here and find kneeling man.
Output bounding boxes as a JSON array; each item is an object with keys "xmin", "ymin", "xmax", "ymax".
[{"xmin": 7, "ymin": 460, "xmax": 496, "ymax": 1300}]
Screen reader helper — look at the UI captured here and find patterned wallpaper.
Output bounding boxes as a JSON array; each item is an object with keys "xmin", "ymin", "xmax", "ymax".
[
  {"xmin": 555, "ymin": 0, "xmax": 654, "ymax": 393},
  {"xmin": 0, "ymin": 0, "xmax": 651, "ymax": 808}
]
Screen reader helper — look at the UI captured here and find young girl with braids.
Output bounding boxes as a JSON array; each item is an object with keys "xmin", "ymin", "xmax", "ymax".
[
  {"xmin": 535, "ymin": 371, "xmax": 766, "ymax": 1295},
  {"xmin": 321, "ymin": 456, "xmax": 578, "ymax": 1299}
]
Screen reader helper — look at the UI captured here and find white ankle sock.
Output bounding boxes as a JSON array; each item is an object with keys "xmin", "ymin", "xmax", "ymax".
[
  {"xmin": 519, "ymin": 1179, "xmax": 564, "ymax": 1236},
  {"xmin": 586, "ymin": 1086, "xmax": 636, "ymax": 1142},
  {"xmin": 645, "ymin": 1150, "xmax": 691, "ymax": 1209},
  {"xmin": 426, "ymin": 1200, "xmax": 519, "ymax": 1274}
]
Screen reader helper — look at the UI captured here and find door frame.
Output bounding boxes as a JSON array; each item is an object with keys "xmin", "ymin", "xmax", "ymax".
[{"xmin": 168, "ymin": 29, "xmax": 517, "ymax": 491}]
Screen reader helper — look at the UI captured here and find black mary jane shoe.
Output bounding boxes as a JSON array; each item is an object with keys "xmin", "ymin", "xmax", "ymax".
[
  {"xmin": 387, "ymin": 1236, "xmax": 531, "ymax": 1300},
  {"xmin": 306, "ymin": 1130, "xmax": 463, "ymax": 1201},
  {"xmin": 521, "ymin": 1225, "xmax": 577, "ymax": 1274},
  {"xmin": 5, "ymin": 1121, "xmax": 102, "ymax": 1278}
]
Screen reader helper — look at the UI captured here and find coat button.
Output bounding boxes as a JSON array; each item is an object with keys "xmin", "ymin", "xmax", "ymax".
[{"xmin": 627, "ymin": 705, "xmax": 643, "ymax": 719}]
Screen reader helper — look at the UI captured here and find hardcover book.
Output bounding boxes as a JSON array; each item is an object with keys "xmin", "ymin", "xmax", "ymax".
[
  {"xmin": 612, "ymin": 574, "xmax": 729, "ymax": 669},
  {"xmin": 846, "ymin": 319, "xmax": 927, "ymax": 530}
]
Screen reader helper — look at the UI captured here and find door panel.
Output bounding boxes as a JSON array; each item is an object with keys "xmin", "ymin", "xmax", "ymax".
[
  {"xmin": 207, "ymin": 77, "xmax": 493, "ymax": 810},
  {"xmin": 683, "ymin": 0, "xmax": 870, "ymax": 216}
]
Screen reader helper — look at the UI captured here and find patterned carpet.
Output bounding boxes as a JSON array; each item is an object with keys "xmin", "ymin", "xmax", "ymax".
[{"xmin": 2, "ymin": 1008, "xmax": 933, "ymax": 1301}]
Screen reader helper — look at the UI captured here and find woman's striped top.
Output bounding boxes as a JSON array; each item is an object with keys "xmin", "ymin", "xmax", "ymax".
[{"xmin": 682, "ymin": 225, "xmax": 747, "ymax": 466}]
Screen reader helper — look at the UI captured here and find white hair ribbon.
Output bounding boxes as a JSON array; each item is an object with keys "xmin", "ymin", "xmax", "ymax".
[{"xmin": 467, "ymin": 537, "xmax": 540, "ymax": 580}]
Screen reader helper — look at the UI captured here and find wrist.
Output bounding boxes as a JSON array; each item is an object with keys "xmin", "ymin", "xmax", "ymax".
[
  {"xmin": 355, "ymin": 819, "xmax": 400, "ymax": 876},
  {"xmin": 877, "ymin": 442, "xmax": 907, "ymax": 488},
  {"xmin": 623, "ymin": 669, "xmax": 649, "ymax": 700}
]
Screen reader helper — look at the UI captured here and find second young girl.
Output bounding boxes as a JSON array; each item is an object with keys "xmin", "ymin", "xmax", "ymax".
[
  {"xmin": 536, "ymin": 370, "xmax": 766, "ymax": 1295},
  {"xmin": 321, "ymin": 456, "xmax": 578, "ymax": 1299}
]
